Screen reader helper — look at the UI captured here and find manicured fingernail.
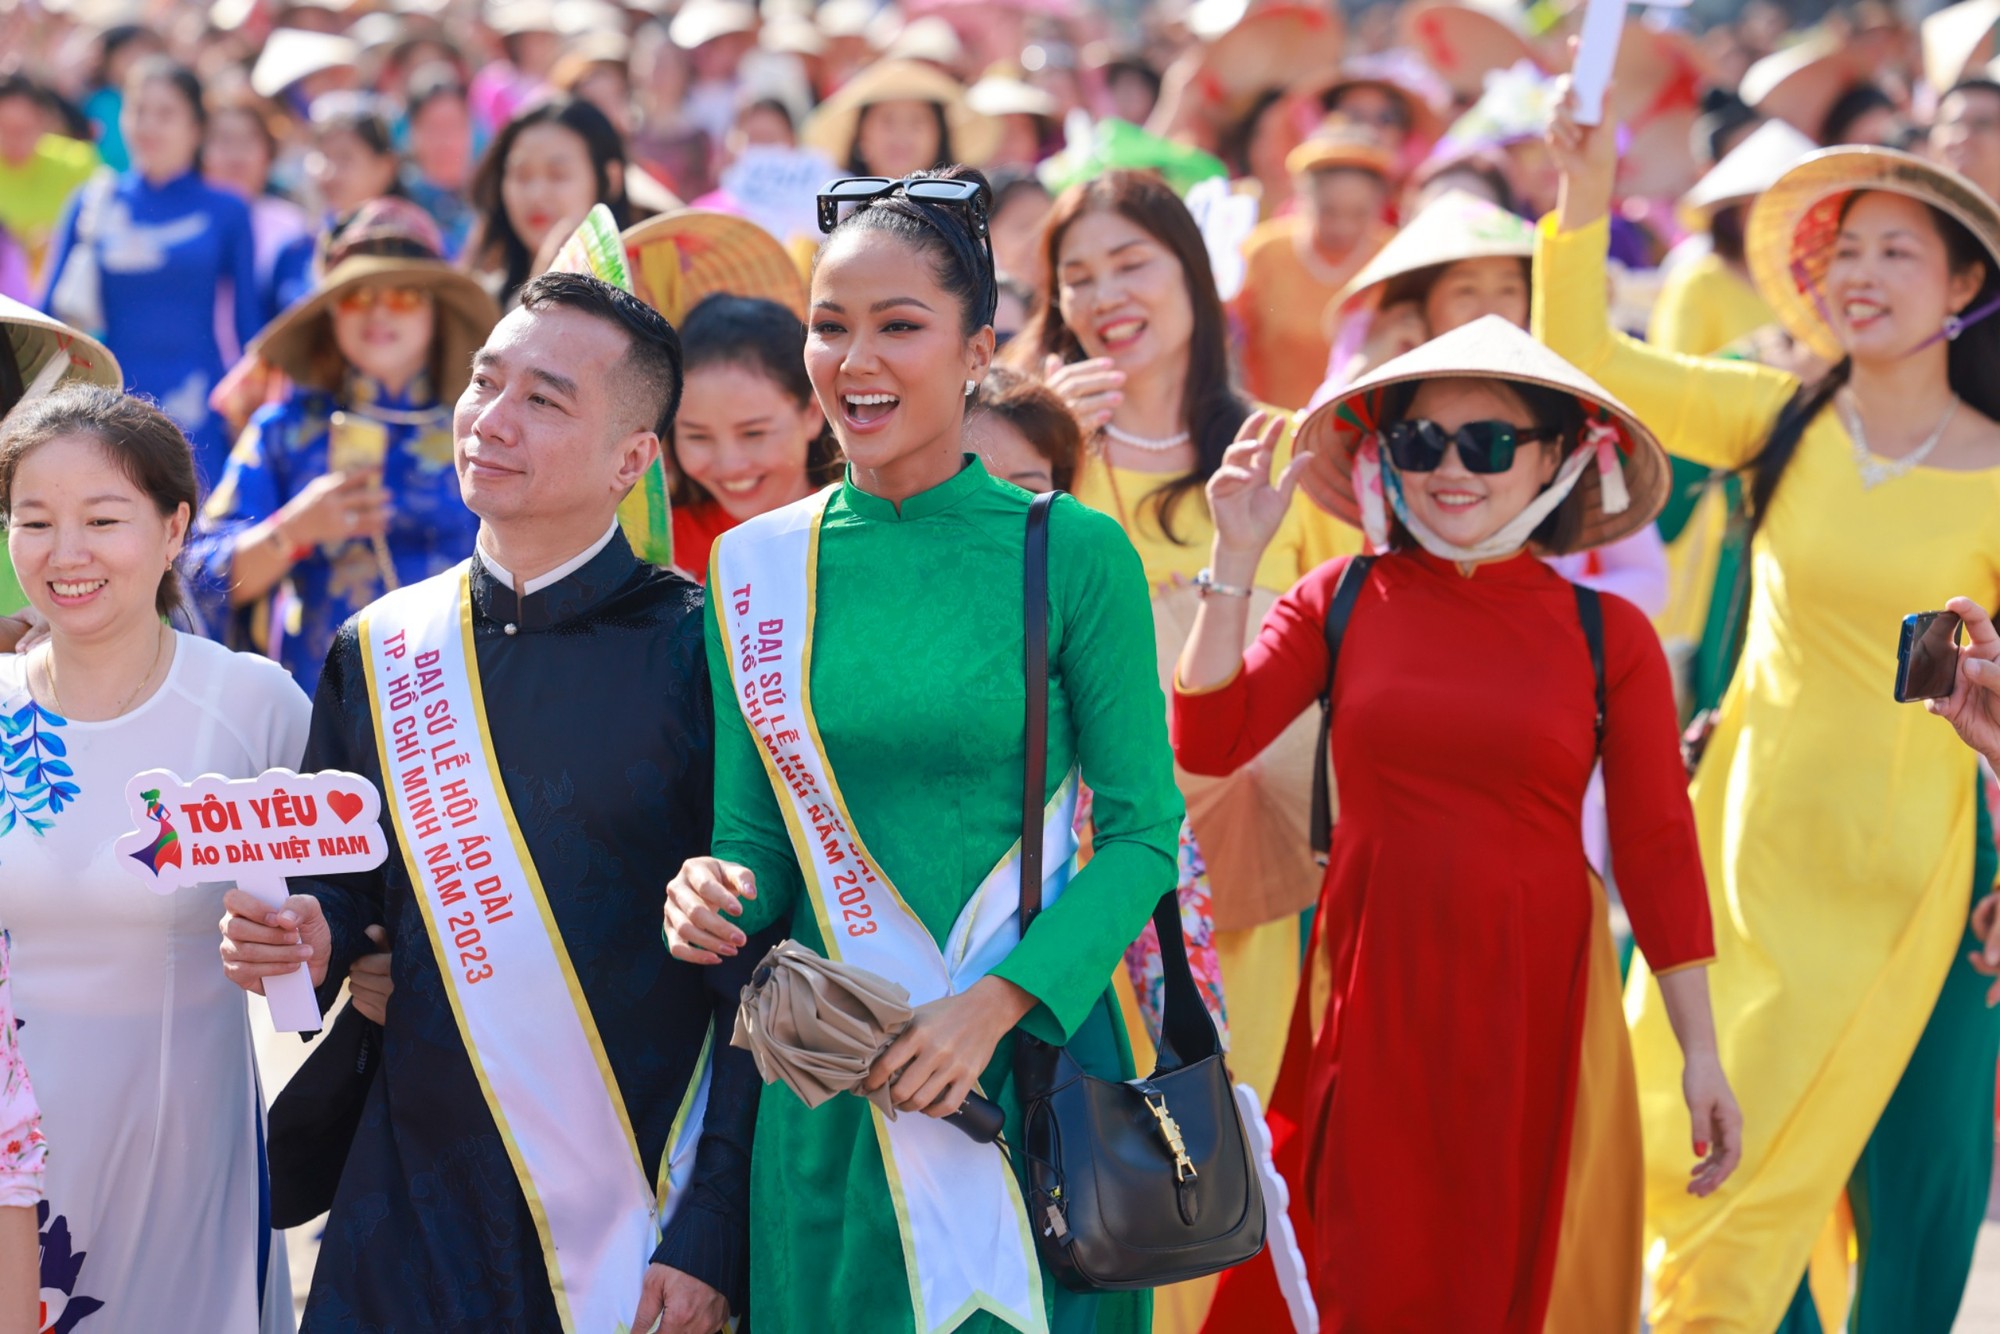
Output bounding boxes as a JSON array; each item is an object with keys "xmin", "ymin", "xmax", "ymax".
[
  {"xmin": 730, "ymin": 931, "xmax": 746, "ymax": 946},
  {"xmin": 1694, "ymin": 1141, "xmax": 1709, "ymax": 1156}
]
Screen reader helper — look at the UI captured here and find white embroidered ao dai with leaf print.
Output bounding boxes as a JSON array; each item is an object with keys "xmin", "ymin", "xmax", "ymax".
[{"xmin": 0, "ymin": 634, "xmax": 309, "ymax": 1333}]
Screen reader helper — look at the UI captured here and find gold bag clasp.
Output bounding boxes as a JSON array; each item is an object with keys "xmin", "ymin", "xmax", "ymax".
[{"xmin": 1144, "ymin": 1092, "xmax": 1198, "ymax": 1183}]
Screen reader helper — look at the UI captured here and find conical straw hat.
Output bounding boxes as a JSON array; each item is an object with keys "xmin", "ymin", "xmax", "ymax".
[
  {"xmin": 1747, "ymin": 145, "xmax": 2000, "ymax": 363},
  {"xmin": 619, "ymin": 209, "xmax": 806, "ymax": 326},
  {"xmin": 800, "ymin": 60, "xmax": 1001, "ymax": 167},
  {"xmin": 0, "ymin": 295, "xmax": 121, "ymax": 407},
  {"xmin": 1293, "ymin": 314, "xmax": 1669, "ymax": 550},
  {"xmin": 1678, "ymin": 118, "xmax": 1819, "ymax": 230},
  {"xmin": 1739, "ymin": 30, "xmax": 1874, "ymax": 140},
  {"xmin": 1398, "ymin": 0, "xmax": 1547, "ymax": 102},
  {"xmin": 1195, "ymin": 1, "xmax": 1346, "ymax": 120},
  {"xmin": 1922, "ymin": 0, "xmax": 2000, "ymax": 95},
  {"xmin": 1332, "ymin": 188, "xmax": 1534, "ymax": 311}
]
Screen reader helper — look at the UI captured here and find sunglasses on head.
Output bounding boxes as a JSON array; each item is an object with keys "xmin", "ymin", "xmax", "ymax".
[
  {"xmin": 816, "ymin": 175, "xmax": 992, "ymax": 238},
  {"xmin": 1380, "ymin": 418, "xmax": 1560, "ymax": 474},
  {"xmin": 334, "ymin": 284, "xmax": 429, "ymax": 315}
]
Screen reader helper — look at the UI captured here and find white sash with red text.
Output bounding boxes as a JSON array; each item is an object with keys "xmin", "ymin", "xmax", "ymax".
[
  {"xmin": 359, "ymin": 566, "xmax": 693, "ymax": 1334},
  {"xmin": 713, "ymin": 490, "xmax": 1077, "ymax": 1334}
]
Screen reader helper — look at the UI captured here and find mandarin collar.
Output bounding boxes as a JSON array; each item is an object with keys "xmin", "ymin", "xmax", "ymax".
[
  {"xmin": 1402, "ymin": 545, "xmax": 1549, "ymax": 583},
  {"xmin": 838, "ymin": 455, "xmax": 988, "ymax": 523},
  {"xmin": 470, "ymin": 527, "xmax": 638, "ymax": 633},
  {"xmin": 344, "ymin": 369, "xmax": 440, "ymax": 413}
]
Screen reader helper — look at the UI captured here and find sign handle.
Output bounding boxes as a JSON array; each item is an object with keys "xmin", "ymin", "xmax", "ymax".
[{"xmin": 236, "ymin": 871, "xmax": 324, "ymax": 1033}]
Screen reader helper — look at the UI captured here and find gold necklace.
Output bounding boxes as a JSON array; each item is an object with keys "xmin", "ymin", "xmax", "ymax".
[{"xmin": 43, "ymin": 623, "xmax": 168, "ymax": 720}]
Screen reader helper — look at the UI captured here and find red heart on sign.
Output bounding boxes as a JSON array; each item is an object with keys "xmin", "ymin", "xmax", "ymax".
[{"xmin": 327, "ymin": 790, "xmax": 366, "ymax": 825}]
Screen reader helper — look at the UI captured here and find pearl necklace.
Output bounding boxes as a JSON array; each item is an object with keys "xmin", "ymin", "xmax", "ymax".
[
  {"xmin": 1102, "ymin": 423, "xmax": 1191, "ymax": 452},
  {"xmin": 1843, "ymin": 390, "xmax": 1959, "ymax": 489}
]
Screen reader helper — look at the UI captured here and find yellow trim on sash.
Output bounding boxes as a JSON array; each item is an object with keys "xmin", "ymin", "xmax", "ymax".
[
  {"xmin": 358, "ymin": 574, "xmax": 656, "ymax": 1334},
  {"xmin": 657, "ymin": 1026, "xmax": 714, "ymax": 1209}
]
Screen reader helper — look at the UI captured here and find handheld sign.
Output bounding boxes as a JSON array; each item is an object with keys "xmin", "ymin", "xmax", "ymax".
[
  {"xmin": 1570, "ymin": 0, "xmax": 1627, "ymax": 126},
  {"xmin": 1570, "ymin": 0, "xmax": 1695, "ymax": 126},
  {"xmin": 114, "ymin": 768, "xmax": 388, "ymax": 1032}
]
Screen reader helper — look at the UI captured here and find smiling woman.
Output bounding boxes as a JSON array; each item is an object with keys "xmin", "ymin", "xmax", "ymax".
[
  {"xmin": 662, "ymin": 167, "xmax": 1184, "ymax": 1334},
  {"xmin": 0, "ymin": 384, "xmax": 311, "ymax": 1334},
  {"xmin": 1180, "ymin": 319, "xmax": 1734, "ymax": 1334},
  {"xmin": 1543, "ymin": 101, "xmax": 2000, "ymax": 1334},
  {"xmin": 185, "ymin": 198, "xmax": 497, "ymax": 696},
  {"xmin": 665, "ymin": 294, "xmax": 841, "ymax": 582},
  {"xmin": 467, "ymin": 98, "xmax": 633, "ymax": 310}
]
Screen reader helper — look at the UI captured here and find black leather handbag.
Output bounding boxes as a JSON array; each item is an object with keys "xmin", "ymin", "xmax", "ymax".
[{"xmin": 1010, "ymin": 491, "xmax": 1267, "ymax": 1292}]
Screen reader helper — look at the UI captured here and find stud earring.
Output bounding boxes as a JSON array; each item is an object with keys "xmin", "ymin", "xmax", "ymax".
[{"xmin": 965, "ymin": 379, "xmax": 978, "ymax": 395}]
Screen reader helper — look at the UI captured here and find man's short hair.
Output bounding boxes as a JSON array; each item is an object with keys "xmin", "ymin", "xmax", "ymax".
[{"xmin": 516, "ymin": 271, "xmax": 684, "ymax": 440}]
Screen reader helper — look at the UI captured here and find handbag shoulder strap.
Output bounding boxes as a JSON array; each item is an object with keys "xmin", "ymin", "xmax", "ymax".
[
  {"xmin": 1018, "ymin": 492, "xmax": 1221, "ymax": 1070},
  {"xmin": 1019, "ymin": 491, "xmax": 1055, "ymax": 932},
  {"xmin": 1309, "ymin": 556, "xmax": 1375, "ymax": 864},
  {"xmin": 1573, "ymin": 583, "xmax": 1606, "ymax": 755}
]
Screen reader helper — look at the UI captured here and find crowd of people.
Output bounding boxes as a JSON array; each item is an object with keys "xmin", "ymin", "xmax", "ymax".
[{"xmin": 1, "ymin": 0, "xmax": 1999, "ymax": 1330}]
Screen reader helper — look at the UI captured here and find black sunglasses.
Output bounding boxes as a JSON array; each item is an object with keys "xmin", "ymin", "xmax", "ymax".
[
  {"xmin": 1381, "ymin": 418, "xmax": 1560, "ymax": 474},
  {"xmin": 815, "ymin": 175, "xmax": 992, "ymax": 238}
]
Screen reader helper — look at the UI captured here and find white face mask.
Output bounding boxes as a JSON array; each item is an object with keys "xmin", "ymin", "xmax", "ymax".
[{"xmin": 1351, "ymin": 411, "xmax": 1631, "ymax": 564}]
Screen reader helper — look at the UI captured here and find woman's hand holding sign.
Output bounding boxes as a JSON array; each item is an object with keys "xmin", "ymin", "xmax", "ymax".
[{"xmin": 220, "ymin": 890, "xmax": 333, "ymax": 992}]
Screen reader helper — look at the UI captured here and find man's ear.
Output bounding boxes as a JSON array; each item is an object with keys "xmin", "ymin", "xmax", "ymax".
[{"xmin": 613, "ymin": 429, "xmax": 662, "ymax": 495}]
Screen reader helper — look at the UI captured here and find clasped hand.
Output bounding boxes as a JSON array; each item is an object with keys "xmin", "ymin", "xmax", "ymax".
[
  {"xmin": 663, "ymin": 858, "xmax": 1035, "ymax": 1120},
  {"xmin": 860, "ymin": 976, "xmax": 1034, "ymax": 1119}
]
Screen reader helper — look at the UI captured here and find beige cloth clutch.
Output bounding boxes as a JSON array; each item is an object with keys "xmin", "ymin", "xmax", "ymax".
[{"xmin": 731, "ymin": 940, "xmax": 914, "ymax": 1118}]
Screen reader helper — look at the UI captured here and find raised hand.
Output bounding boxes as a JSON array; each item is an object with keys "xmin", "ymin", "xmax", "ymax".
[
  {"xmin": 1206, "ymin": 409, "xmax": 1309, "ymax": 564},
  {"xmin": 1545, "ymin": 75, "xmax": 1619, "ymax": 232},
  {"xmin": 278, "ymin": 469, "xmax": 391, "ymax": 549}
]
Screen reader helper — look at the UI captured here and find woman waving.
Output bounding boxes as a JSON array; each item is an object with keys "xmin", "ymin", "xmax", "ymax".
[
  {"xmin": 1541, "ymin": 94, "xmax": 2000, "ymax": 1334},
  {"xmin": 1181, "ymin": 319, "xmax": 1737, "ymax": 1333}
]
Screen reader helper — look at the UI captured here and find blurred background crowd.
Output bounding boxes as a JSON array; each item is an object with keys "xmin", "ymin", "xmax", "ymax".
[{"xmin": 6, "ymin": 0, "xmax": 2000, "ymax": 1326}]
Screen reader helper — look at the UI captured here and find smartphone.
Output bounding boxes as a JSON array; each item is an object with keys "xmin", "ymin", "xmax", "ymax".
[
  {"xmin": 1894, "ymin": 610, "xmax": 1963, "ymax": 703},
  {"xmin": 327, "ymin": 412, "xmax": 389, "ymax": 474}
]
